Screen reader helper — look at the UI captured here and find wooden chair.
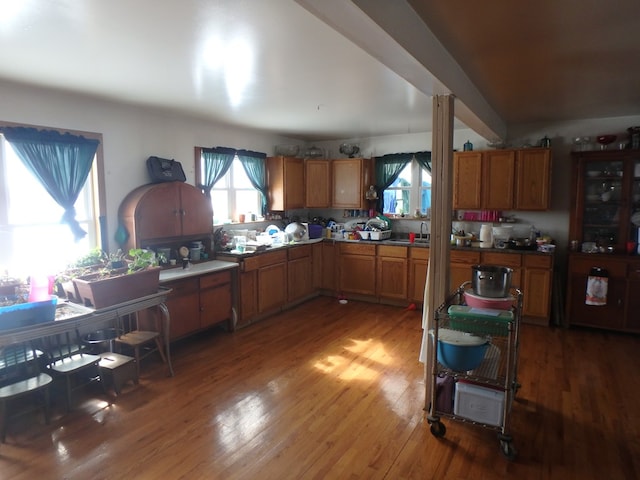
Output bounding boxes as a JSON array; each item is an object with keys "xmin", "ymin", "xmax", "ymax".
[
  {"xmin": 0, "ymin": 342, "xmax": 53, "ymax": 442},
  {"xmin": 38, "ymin": 330, "xmax": 102, "ymax": 412},
  {"xmin": 114, "ymin": 308, "xmax": 173, "ymax": 378}
]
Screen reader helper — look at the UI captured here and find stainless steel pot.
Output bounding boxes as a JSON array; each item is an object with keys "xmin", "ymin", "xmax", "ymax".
[{"xmin": 471, "ymin": 265, "xmax": 513, "ymax": 298}]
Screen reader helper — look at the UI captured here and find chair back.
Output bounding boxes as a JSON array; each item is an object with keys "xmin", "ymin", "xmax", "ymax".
[
  {"xmin": 37, "ymin": 330, "xmax": 92, "ymax": 367},
  {"xmin": 0, "ymin": 342, "xmax": 42, "ymax": 386}
]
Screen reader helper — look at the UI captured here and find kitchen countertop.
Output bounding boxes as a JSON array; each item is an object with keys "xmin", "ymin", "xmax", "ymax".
[
  {"xmin": 159, "ymin": 259, "xmax": 238, "ymax": 283},
  {"xmin": 214, "ymin": 236, "xmax": 554, "ymax": 257}
]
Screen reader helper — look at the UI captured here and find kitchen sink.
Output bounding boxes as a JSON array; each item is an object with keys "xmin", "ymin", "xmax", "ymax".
[{"xmin": 385, "ymin": 238, "xmax": 429, "ymax": 245}]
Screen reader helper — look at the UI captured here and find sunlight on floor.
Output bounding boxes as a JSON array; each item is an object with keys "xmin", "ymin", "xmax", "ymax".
[
  {"xmin": 313, "ymin": 338, "xmax": 395, "ymax": 381},
  {"xmin": 215, "ymin": 393, "xmax": 268, "ymax": 454}
]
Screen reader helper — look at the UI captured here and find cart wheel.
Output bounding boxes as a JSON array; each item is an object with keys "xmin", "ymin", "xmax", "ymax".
[
  {"xmin": 499, "ymin": 439, "xmax": 517, "ymax": 460},
  {"xmin": 429, "ymin": 420, "xmax": 446, "ymax": 438}
]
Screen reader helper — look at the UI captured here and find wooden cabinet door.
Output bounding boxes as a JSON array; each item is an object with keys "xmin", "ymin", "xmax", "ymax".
[
  {"xmin": 258, "ymin": 262, "xmax": 287, "ymax": 313},
  {"xmin": 625, "ymin": 273, "xmax": 640, "ymax": 332},
  {"xmin": 178, "ymin": 182, "xmax": 213, "ymax": 236},
  {"xmin": 238, "ymin": 270, "xmax": 257, "ymax": 327},
  {"xmin": 516, "ymin": 149, "xmax": 551, "ymax": 210},
  {"xmin": 409, "ymin": 248, "xmax": 429, "ymax": 303},
  {"xmin": 376, "ymin": 245, "xmax": 408, "ymax": 300},
  {"xmin": 287, "ymin": 245, "xmax": 313, "ymax": 303},
  {"xmin": 332, "ymin": 159, "xmax": 365, "ymax": 208},
  {"xmin": 377, "ymin": 256, "xmax": 408, "ymax": 300},
  {"xmin": 199, "ymin": 271, "xmax": 232, "ymax": 328},
  {"xmin": 340, "ymin": 254, "xmax": 376, "ymax": 295},
  {"xmin": 305, "ymin": 159, "xmax": 331, "ymax": 208},
  {"xmin": 163, "ymin": 278, "xmax": 200, "ymax": 340},
  {"xmin": 483, "ymin": 150, "xmax": 515, "ymax": 210},
  {"xmin": 267, "ymin": 156, "xmax": 304, "ymax": 211},
  {"xmin": 453, "ymin": 152, "xmax": 482, "ymax": 209},
  {"xmin": 312, "ymin": 243, "xmax": 323, "ymax": 289},
  {"xmin": 522, "ymin": 267, "xmax": 551, "ymax": 322},
  {"xmin": 321, "ymin": 242, "xmax": 336, "ymax": 291},
  {"xmin": 135, "ymin": 183, "xmax": 182, "ymax": 239},
  {"xmin": 568, "ymin": 274, "xmax": 626, "ymax": 330}
]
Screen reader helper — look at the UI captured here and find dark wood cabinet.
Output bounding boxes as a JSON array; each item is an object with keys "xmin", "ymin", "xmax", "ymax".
[
  {"xmin": 566, "ymin": 149, "xmax": 640, "ymax": 333},
  {"xmin": 118, "ymin": 182, "xmax": 212, "ymax": 250}
]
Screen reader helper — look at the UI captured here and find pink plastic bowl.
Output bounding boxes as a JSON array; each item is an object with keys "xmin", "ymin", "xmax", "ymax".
[{"xmin": 464, "ymin": 290, "xmax": 513, "ymax": 310}]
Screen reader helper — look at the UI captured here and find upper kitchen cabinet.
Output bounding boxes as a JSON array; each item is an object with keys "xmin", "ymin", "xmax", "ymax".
[
  {"xmin": 267, "ymin": 156, "xmax": 304, "ymax": 211},
  {"xmin": 118, "ymin": 182, "xmax": 213, "ymax": 249},
  {"xmin": 332, "ymin": 158, "xmax": 373, "ymax": 209},
  {"xmin": 453, "ymin": 148, "xmax": 551, "ymax": 211},
  {"xmin": 515, "ymin": 149, "xmax": 552, "ymax": 210},
  {"xmin": 305, "ymin": 159, "xmax": 331, "ymax": 208}
]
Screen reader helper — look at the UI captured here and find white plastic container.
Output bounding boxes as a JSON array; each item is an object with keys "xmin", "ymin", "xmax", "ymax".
[
  {"xmin": 479, "ymin": 224, "xmax": 493, "ymax": 249},
  {"xmin": 454, "ymin": 382, "xmax": 505, "ymax": 427}
]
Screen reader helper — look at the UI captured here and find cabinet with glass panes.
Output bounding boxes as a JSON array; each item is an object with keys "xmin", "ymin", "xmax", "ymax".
[{"xmin": 569, "ymin": 150, "xmax": 640, "ymax": 253}]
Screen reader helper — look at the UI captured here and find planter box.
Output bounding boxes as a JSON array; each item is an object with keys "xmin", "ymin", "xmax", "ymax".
[
  {"xmin": 73, "ymin": 267, "xmax": 160, "ymax": 309},
  {"xmin": 0, "ymin": 295, "xmax": 58, "ymax": 331}
]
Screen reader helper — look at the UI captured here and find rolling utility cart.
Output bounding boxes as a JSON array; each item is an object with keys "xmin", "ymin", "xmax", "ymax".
[{"xmin": 426, "ymin": 282, "xmax": 523, "ymax": 460}]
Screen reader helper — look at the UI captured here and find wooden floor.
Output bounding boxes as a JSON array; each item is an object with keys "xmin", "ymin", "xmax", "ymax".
[{"xmin": 1, "ymin": 296, "xmax": 639, "ymax": 479}]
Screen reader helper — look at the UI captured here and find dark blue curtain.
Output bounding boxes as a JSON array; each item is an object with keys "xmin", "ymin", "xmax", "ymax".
[
  {"xmin": 236, "ymin": 149, "xmax": 268, "ymax": 216},
  {"xmin": 0, "ymin": 126, "xmax": 99, "ymax": 241},
  {"xmin": 414, "ymin": 151, "xmax": 432, "ymax": 173},
  {"xmin": 198, "ymin": 146, "xmax": 236, "ymax": 197}
]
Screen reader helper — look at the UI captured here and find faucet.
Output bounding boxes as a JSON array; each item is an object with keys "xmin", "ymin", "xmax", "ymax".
[{"xmin": 419, "ymin": 221, "xmax": 430, "ymax": 241}]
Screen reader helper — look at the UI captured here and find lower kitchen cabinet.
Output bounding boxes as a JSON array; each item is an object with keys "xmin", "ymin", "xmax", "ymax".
[
  {"xmin": 449, "ymin": 250, "xmax": 481, "ymax": 291},
  {"xmin": 238, "ymin": 269, "xmax": 258, "ymax": 328},
  {"xmin": 566, "ymin": 255, "xmax": 627, "ymax": 331},
  {"xmin": 521, "ymin": 255, "xmax": 552, "ymax": 325},
  {"xmin": 160, "ymin": 269, "xmax": 234, "ymax": 341},
  {"xmin": 377, "ymin": 245, "xmax": 408, "ymax": 301},
  {"xmin": 339, "ymin": 243, "xmax": 376, "ymax": 296},
  {"xmin": 320, "ymin": 242, "xmax": 337, "ymax": 292},
  {"xmin": 287, "ymin": 244, "xmax": 314, "ymax": 304},
  {"xmin": 408, "ymin": 247, "xmax": 429, "ymax": 303}
]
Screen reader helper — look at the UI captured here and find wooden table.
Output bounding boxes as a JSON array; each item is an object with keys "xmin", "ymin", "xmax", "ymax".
[{"xmin": 0, "ymin": 289, "xmax": 174, "ymax": 377}]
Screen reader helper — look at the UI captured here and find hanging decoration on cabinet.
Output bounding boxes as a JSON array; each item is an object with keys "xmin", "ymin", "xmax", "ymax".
[
  {"xmin": 585, "ymin": 267, "xmax": 608, "ymax": 306},
  {"xmin": 146, "ymin": 156, "xmax": 186, "ymax": 183}
]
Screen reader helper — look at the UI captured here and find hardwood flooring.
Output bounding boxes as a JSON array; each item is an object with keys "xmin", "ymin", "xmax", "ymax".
[{"xmin": 1, "ymin": 296, "xmax": 639, "ymax": 479}]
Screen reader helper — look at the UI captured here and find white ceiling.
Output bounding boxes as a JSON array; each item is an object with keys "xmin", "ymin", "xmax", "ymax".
[{"xmin": 0, "ymin": 0, "xmax": 638, "ymax": 142}]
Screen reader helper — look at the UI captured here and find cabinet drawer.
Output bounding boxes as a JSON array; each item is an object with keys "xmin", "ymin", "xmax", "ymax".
[
  {"xmin": 339, "ymin": 243, "xmax": 376, "ymax": 256},
  {"xmin": 481, "ymin": 252, "xmax": 521, "ymax": 267},
  {"xmin": 377, "ymin": 245, "xmax": 408, "ymax": 258},
  {"xmin": 163, "ymin": 277, "xmax": 199, "ymax": 295},
  {"xmin": 288, "ymin": 244, "xmax": 312, "ymax": 260},
  {"xmin": 524, "ymin": 254, "xmax": 553, "ymax": 269},
  {"xmin": 410, "ymin": 247, "xmax": 429, "ymax": 260},
  {"xmin": 450, "ymin": 250, "xmax": 481, "ymax": 264},
  {"xmin": 243, "ymin": 255, "xmax": 261, "ymax": 272},
  {"xmin": 569, "ymin": 256, "xmax": 626, "ymax": 277},
  {"xmin": 199, "ymin": 270, "xmax": 231, "ymax": 289},
  {"xmin": 259, "ymin": 249, "xmax": 287, "ymax": 267}
]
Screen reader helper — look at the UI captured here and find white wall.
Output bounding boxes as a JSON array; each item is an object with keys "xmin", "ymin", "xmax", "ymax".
[{"xmin": 0, "ymin": 80, "xmax": 301, "ymax": 253}]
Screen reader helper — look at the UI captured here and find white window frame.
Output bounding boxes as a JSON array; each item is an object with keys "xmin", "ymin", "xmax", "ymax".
[{"xmin": 383, "ymin": 159, "xmax": 431, "ymax": 216}]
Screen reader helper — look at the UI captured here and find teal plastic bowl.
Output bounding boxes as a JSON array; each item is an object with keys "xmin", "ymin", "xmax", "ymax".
[{"xmin": 435, "ymin": 328, "xmax": 489, "ymax": 371}]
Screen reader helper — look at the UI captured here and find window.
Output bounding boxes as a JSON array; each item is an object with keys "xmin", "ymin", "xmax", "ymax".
[
  {"xmin": 204, "ymin": 156, "xmax": 261, "ymax": 225},
  {"xmin": 382, "ymin": 159, "xmax": 431, "ymax": 216},
  {"xmin": 0, "ymin": 128, "xmax": 103, "ymax": 278}
]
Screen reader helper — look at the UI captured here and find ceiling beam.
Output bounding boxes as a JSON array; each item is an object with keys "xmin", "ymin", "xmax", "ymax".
[{"xmin": 296, "ymin": 0, "xmax": 507, "ymax": 141}]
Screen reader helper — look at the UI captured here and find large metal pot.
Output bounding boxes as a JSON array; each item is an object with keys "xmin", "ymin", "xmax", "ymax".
[{"xmin": 471, "ymin": 265, "xmax": 513, "ymax": 298}]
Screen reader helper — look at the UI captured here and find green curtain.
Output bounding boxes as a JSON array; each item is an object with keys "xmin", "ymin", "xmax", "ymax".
[
  {"xmin": 199, "ymin": 146, "xmax": 236, "ymax": 196},
  {"xmin": 374, "ymin": 153, "xmax": 412, "ymax": 212},
  {"xmin": 236, "ymin": 149, "xmax": 268, "ymax": 215},
  {"xmin": 414, "ymin": 151, "xmax": 432, "ymax": 173},
  {"xmin": 0, "ymin": 126, "xmax": 99, "ymax": 241}
]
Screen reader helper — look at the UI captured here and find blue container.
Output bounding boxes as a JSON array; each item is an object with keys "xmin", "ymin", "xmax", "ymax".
[
  {"xmin": 0, "ymin": 295, "xmax": 58, "ymax": 331},
  {"xmin": 435, "ymin": 328, "xmax": 489, "ymax": 371}
]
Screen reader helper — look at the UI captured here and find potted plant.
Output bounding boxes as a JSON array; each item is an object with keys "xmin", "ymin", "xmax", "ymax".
[{"xmin": 72, "ymin": 248, "xmax": 161, "ymax": 309}]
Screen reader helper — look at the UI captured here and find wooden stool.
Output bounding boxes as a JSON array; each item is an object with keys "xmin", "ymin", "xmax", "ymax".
[{"xmin": 98, "ymin": 352, "xmax": 138, "ymax": 395}]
